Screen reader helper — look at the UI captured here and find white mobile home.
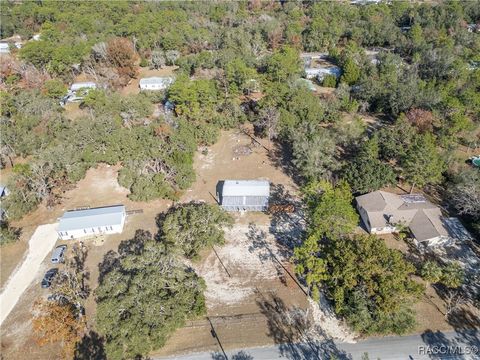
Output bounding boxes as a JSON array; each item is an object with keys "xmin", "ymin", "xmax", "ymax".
[
  {"xmin": 0, "ymin": 43, "xmax": 10, "ymax": 54},
  {"xmin": 70, "ymin": 82, "xmax": 97, "ymax": 92},
  {"xmin": 57, "ymin": 205, "xmax": 126, "ymax": 240},
  {"xmin": 139, "ymin": 77, "xmax": 174, "ymax": 91},
  {"xmin": 220, "ymin": 180, "xmax": 270, "ymax": 212}
]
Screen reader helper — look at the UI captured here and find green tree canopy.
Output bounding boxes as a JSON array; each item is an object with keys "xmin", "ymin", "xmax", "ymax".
[
  {"xmin": 161, "ymin": 202, "xmax": 233, "ymax": 259},
  {"xmin": 96, "ymin": 230, "xmax": 206, "ymax": 360}
]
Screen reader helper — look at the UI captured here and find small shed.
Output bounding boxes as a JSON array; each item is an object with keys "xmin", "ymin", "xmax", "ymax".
[
  {"xmin": 139, "ymin": 77, "xmax": 174, "ymax": 91},
  {"xmin": 220, "ymin": 180, "xmax": 270, "ymax": 212},
  {"xmin": 57, "ymin": 205, "xmax": 126, "ymax": 240},
  {"xmin": 0, "ymin": 43, "xmax": 10, "ymax": 54}
]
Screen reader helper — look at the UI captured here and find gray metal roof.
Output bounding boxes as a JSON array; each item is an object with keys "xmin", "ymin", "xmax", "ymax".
[
  {"xmin": 222, "ymin": 180, "xmax": 270, "ymax": 197},
  {"xmin": 139, "ymin": 77, "xmax": 173, "ymax": 85},
  {"xmin": 58, "ymin": 205, "xmax": 125, "ymax": 232},
  {"xmin": 70, "ymin": 82, "xmax": 96, "ymax": 91}
]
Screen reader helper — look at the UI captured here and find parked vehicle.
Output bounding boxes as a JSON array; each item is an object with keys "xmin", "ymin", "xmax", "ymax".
[
  {"xmin": 41, "ymin": 268, "xmax": 58, "ymax": 288},
  {"xmin": 51, "ymin": 245, "xmax": 67, "ymax": 264}
]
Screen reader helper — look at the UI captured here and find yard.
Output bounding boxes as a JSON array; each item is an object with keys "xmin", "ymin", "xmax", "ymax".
[{"xmin": 1, "ymin": 129, "xmax": 478, "ymax": 359}]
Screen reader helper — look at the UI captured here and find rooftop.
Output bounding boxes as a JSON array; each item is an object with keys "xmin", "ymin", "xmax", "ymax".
[
  {"xmin": 58, "ymin": 205, "xmax": 125, "ymax": 232},
  {"xmin": 222, "ymin": 180, "xmax": 270, "ymax": 197}
]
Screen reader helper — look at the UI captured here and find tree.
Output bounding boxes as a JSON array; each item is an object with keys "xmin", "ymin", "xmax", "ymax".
[
  {"xmin": 340, "ymin": 57, "xmax": 360, "ymax": 85},
  {"xmin": 302, "ymin": 180, "xmax": 359, "ymax": 239},
  {"xmin": 255, "ymin": 107, "xmax": 280, "ymax": 141},
  {"xmin": 326, "ymin": 234, "xmax": 421, "ymax": 335},
  {"xmin": 420, "ymin": 260, "xmax": 443, "ymax": 285},
  {"xmin": 344, "ymin": 137, "xmax": 396, "ymax": 194},
  {"xmin": 96, "ymin": 230, "xmax": 206, "ymax": 360},
  {"xmin": 43, "ymin": 79, "xmax": 67, "ymax": 99},
  {"xmin": 150, "ymin": 49, "xmax": 166, "ymax": 69},
  {"xmin": 405, "ymin": 108, "xmax": 437, "ymax": 133},
  {"xmin": 402, "ymin": 134, "xmax": 445, "ymax": 193},
  {"xmin": 32, "ymin": 300, "xmax": 85, "ymax": 360},
  {"xmin": 447, "ymin": 169, "xmax": 480, "ymax": 219},
  {"xmin": 440, "ymin": 262, "xmax": 464, "ymax": 289},
  {"xmin": 161, "ymin": 202, "xmax": 233, "ymax": 259},
  {"xmin": 50, "ymin": 243, "xmax": 90, "ymax": 315},
  {"xmin": 291, "ymin": 129, "xmax": 340, "ymax": 181},
  {"xmin": 106, "ymin": 37, "xmax": 137, "ymax": 79},
  {"xmin": 0, "ymin": 220, "xmax": 21, "ymax": 246},
  {"xmin": 265, "ymin": 46, "xmax": 302, "ymax": 82}
]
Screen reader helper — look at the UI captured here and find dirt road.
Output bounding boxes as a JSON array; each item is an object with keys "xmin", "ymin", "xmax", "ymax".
[{"xmin": 0, "ymin": 223, "xmax": 59, "ymax": 326}]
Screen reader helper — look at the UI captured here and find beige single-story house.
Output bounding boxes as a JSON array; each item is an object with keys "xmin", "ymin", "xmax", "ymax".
[{"xmin": 356, "ymin": 191, "xmax": 472, "ymax": 246}]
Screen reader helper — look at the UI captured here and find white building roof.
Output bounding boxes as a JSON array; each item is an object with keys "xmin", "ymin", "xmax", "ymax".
[
  {"xmin": 139, "ymin": 77, "xmax": 173, "ymax": 85},
  {"xmin": 70, "ymin": 82, "xmax": 96, "ymax": 91},
  {"xmin": 58, "ymin": 205, "xmax": 125, "ymax": 232},
  {"xmin": 222, "ymin": 180, "xmax": 270, "ymax": 197}
]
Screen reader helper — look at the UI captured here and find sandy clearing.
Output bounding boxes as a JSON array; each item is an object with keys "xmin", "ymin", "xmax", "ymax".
[{"xmin": 0, "ymin": 223, "xmax": 59, "ymax": 326}]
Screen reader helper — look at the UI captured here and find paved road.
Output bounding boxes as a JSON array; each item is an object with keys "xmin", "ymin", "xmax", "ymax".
[{"xmin": 154, "ymin": 329, "xmax": 479, "ymax": 360}]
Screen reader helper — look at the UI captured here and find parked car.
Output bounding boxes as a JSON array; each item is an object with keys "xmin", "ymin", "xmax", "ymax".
[
  {"xmin": 51, "ymin": 245, "xmax": 67, "ymax": 264},
  {"xmin": 41, "ymin": 268, "xmax": 58, "ymax": 288}
]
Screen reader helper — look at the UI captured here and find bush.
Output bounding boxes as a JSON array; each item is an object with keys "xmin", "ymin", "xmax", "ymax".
[{"xmin": 322, "ymin": 74, "xmax": 337, "ymax": 88}]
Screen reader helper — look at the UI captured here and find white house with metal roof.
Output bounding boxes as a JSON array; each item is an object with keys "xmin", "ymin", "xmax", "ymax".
[
  {"xmin": 139, "ymin": 77, "xmax": 174, "ymax": 91},
  {"xmin": 219, "ymin": 180, "xmax": 270, "ymax": 212},
  {"xmin": 57, "ymin": 205, "xmax": 126, "ymax": 240}
]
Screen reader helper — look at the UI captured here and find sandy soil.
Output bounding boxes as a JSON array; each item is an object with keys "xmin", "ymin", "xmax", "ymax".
[{"xmin": 0, "ymin": 224, "xmax": 59, "ymax": 325}]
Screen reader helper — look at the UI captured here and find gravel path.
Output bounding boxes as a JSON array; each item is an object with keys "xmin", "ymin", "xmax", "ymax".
[{"xmin": 0, "ymin": 223, "xmax": 59, "ymax": 326}]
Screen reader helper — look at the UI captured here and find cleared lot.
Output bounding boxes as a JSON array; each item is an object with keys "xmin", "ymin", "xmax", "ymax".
[{"xmin": 0, "ymin": 223, "xmax": 59, "ymax": 326}]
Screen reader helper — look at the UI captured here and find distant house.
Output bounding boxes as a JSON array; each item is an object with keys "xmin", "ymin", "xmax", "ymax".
[
  {"xmin": 356, "ymin": 191, "xmax": 472, "ymax": 246},
  {"xmin": 139, "ymin": 77, "xmax": 174, "ymax": 91},
  {"xmin": 61, "ymin": 82, "xmax": 97, "ymax": 105},
  {"xmin": 304, "ymin": 66, "xmax": 341, "ymax": 81},
  {"xmin": 57, "ymin": 205, "xmax": 126, "ymax": 240},
  {"xmin": 219, "ymin": 180, "xmax": 270, "ymax": 212},
  {"xmin": 0, "ymin": 43, "xmax": 10, "ymax": 54}
]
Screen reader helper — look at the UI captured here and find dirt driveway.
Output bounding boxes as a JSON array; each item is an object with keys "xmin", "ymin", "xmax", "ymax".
[{"xmin": 0, "ymin": 223, "xmax": 59, "ymax": 325}]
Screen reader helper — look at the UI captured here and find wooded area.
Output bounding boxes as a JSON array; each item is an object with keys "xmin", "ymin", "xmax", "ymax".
[{"xmin": 1, "ymin": 0, "xmax": 479, "ymax": 354}]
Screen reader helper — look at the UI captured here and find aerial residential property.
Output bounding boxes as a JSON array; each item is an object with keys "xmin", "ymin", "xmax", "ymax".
[
  {"xmin": 0, "ymin": 2, "xmax": 479, "ymax": 360},
  {"xmin": 57, "ymin": 205, "xmax": 126, "ymax": 240},
  {"xmin": 356, "ymin": 191, "xmax": 472, "ymax": 246}
]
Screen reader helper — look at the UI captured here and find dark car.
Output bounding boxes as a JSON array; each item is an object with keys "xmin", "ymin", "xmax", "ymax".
[{"xmin": 41, "ymin": 268, "xmax": 58, "ymax": 288}]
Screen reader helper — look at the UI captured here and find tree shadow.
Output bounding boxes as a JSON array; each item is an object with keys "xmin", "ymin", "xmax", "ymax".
[
  {"xmin": 97, "ymin": 250, "xmax": 119, "ymax": 285},
  {"xmin": 267, "ymin": 141, "xmax": 303, "ymax": 185},
  {"xmin": 268, "ymin": 184, "xmax": 305, "ymax": 256},
  {"xmin": 256, "ymin": 292, "xmax": 351, "ymax": 360},
  {"xmin": 420, "ymin": 330, "xmax": 463, "ymax": 360},
  {"xmin": 246, "ymin": 223, "xmax": 287, "ymax": 287},
  {"xmin": 118, "ymin": 229, "xmax": 151, "ymax": 256},
  {"xmin": 74, "ymin": 330, "xmax": 106, "ymax": 360},
  {"xmin": 210, "ymin": 351, "xmax": 254, "ymax": 360}
]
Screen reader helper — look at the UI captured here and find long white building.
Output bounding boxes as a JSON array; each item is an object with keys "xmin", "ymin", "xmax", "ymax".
[{"xmin": 57, "ymin": 205, "xmax": 126, "ymax": 240}]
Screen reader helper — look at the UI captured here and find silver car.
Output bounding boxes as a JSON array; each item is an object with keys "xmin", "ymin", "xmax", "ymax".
[{"xmin": 51, "ymin": 245, "xmax": 67, "ymax": 264}]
